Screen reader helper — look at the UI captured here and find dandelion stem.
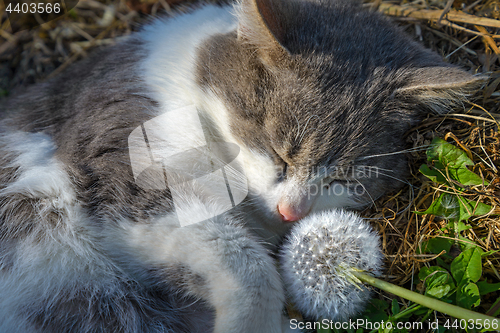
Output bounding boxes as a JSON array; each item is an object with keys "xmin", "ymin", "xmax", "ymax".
[{"xmin": 353, "ymin": 271, "xmax": 498, "ymax": 322}]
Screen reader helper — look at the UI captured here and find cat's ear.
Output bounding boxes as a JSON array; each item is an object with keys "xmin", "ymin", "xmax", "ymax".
[
  {"xmin": 396, "ymin": 67, "xmax": 486, "ymax": 113},
  {"xmin": 237, "ymin": 0, "xmax": 290, "ymax": 63}
]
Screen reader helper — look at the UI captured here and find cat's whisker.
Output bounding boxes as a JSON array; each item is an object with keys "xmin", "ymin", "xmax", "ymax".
[
  {"xmin": 293, "ymin": 114, "xmax": 301, "ymax": 141},
  {"xmin": 362, "ymin": 185, "xmax": 415, "ymax": 220},
  {"xmin": 351, "ymin": 177, "xmax": 377, "ymax": 208},
  {"xmin": 356, "ymin": 168, "xmax": 419, "ymax": 190},
  {"xmin": 357, "ymin": 145, "xmax": 433, "ymax": 161},
  {"xmin": 298, "ymin": 114, "xmax": 320, "ymax": 144},
  {"xmin": 354, "ymin": 165, "xmax": 395, "ymax": 173},
  {"xmin": 0, "ymin": 0, "xmax": 484, "ymax": 329}
]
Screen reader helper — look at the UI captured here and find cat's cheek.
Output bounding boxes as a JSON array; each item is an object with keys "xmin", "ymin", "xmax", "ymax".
[
  {"xmin": 236, "ymin": 147, "xmax": 282, "ymax": 199},
  {"xmin": 309, "ymin": 183, "xmax": 366, "ymax": 212}
]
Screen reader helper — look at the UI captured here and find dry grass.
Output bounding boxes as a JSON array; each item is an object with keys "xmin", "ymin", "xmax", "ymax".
[
  {"xmin": 1, "ymin": 0, "xmax": 499, "ymax": 320},
  {"xmin": 362, "ymin": 0, "xmax": 500, "ymax": 318}
]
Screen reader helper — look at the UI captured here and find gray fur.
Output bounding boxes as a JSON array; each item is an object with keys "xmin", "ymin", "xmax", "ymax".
[
  {"xmin": 197, "ymin": 0, "xmax": 482, "ymax": 209},
  {"xmin": 0, "ymin": 0, "xmax": 483, "ymax": 332}
]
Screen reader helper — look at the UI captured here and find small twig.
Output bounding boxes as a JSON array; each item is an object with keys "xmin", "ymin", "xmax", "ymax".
[
  {"xmin": 378, "ymin": 4, "xmax": 500, "ymax": 29},
  {"xmin": 463, "ymin": 0, "xmax": 482, "ymax": 13},
  {"xmin": 475, "ymin": 25, "xmax": 500, "ymax": 55},
  {"xmin": 437, "ymin": 0, "xmax": 455, "ymax": 27}
]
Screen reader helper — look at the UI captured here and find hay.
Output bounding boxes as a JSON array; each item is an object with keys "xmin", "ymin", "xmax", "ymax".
[
  {"xmin": 363, "ymin": 0, "xmax": 500, "ymax": 319},
  {"xmin": 1, "ymin": 0, "xmax": 499, "ymax": 321}
]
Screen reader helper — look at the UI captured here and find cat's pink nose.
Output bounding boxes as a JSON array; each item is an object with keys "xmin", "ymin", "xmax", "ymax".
[{"xmin": 278, "ymin": 204, "xmax": 303, "ymax": 222}]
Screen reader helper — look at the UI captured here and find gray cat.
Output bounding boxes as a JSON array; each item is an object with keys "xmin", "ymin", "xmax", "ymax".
[{"xmin": 0, "ymin": 0, "xmax": 482, "ymax": 332}]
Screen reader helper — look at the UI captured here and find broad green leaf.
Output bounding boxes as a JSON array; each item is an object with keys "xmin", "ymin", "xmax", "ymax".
[
  {"xmin": 457, "ymin": 235, "xmax": 480, "ymax": 251},
  {"xmin": 417, "ymin": 193, "xmax": 492, "ymax": 222},
  {"xmin": 419, "ymin": 266, "xmax": 447, "ymax": 281},
  {"xmin": 418, "ymin": 237, "xmax": 453, "ymax": 256},
  {"xmin": 457, "ymin": 196, "xmax": 492, "ymax": 221},
  {"xmin": 361, "ymin": 298, "xmax": 389, "ymax": 323},
  {"xmin": 450, "ymin": 248, "xmax": 482, "ymax": 285},
  {"xmin": 477, "ymin": 280, "xmax": 500, "ymax": 295},
  {"xmin": 454, "ymin": 221, "xmax": 472, "ymax": 233},
  {"xmin": 419, "ymin": 164, "xmax": 448, "ymax": 185},
  {"xmin": 427, "ymin": 274, "xmax": 455, "ymax": 298},
  {"xmin": 456, "ymin": 282, "xmax": 481, "ymax": 309},
  {"xmin": 417, "ymin": 193, "xmax": 460, "ymax": 221},
  {"xmin": 419, "ymin": 267, "xmax": 455, "ymax": 298},
  {"xmin": 427, "ymin": 282, "xmax": 453, "ymax": 298},
  {"xmin": 426, "ymin": 138, "xmax": 488, "ymax": 186}
]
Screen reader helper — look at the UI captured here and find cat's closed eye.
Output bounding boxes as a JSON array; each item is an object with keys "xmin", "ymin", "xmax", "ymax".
[{"xmin": 0, "ymin": 0, "xmax": 486, "ymax": 332}]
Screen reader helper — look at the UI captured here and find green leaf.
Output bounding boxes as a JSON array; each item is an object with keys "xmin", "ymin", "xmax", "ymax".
[
  {"xmin": 419, "ymin": 237, "xmax": 453, "ymax": 256},
  {"xmin": 417, "ymin": 193, "xmax": 460, "ymax": 221},
  {"xmin": 450, "ymin": 247, "xmax": 482, "ymax": 285},
  {"xmin": 419, "ymin": 266, "xmax": 445, "ymax": 281},
  {"xmin": 426, "ymin": 138, "xmax": 488, "ymax": 186},
  {"xmin": 477, "ymin": 280, "xmax": 500, "ymax": 295},
  {"xmin": 427, "ymin": 282, "xmax": 454, "ymax": 299},
  {"xmin": 457, "ymin": 235, "xmax": 480, "ymax": 251},
  {"xmin": 419, "ymin": 266, "xmax": 455, "ymax": 298},
  {"xmin": 419, "ymin": 164, "xmax": 448, "ymax": 185},
  {"xmin": 361, "ymin": 298, "xmax": 389, "ymax": 323},
  {"xmin": 428, "ymin": 275, "xmax": 455, "ymax": 298},
  {"xmin": 454, "ymin": 221, "xmax": 472, "ymax": 233},
  {"xmin": 456, "ymin": 196, "xmax": 492, "ymax": 221},
  {"xmin": 417, "ymin": 193, "xmax": 492, "ymax": 222},
  {"xmin": 456, "ymin": 282, "xmax": 481, "ymax": 309},
  {"xmin": 481, "ymin": 249, "xmax": 499, "ymax": 257},
  {"xmin": 391, "ymin": 298, "xmax": 400, "ymax": 315}
]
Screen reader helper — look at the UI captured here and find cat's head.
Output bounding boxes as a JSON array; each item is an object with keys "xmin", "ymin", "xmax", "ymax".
[{"xmin": 196, "ymin": 0, "xmax": 483, "ymax": 223}]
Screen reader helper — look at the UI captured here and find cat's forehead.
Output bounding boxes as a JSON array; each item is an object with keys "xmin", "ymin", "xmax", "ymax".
[{"xmin": 197, "ymin": 0, "xmax": 481, "ymax": 172}]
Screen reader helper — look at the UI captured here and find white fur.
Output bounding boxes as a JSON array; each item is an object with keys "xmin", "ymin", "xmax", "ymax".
[
  {"xmin": 138, "ymin": 6, "xmax": 253, "ymax": 227},
  {"xmin": 138, "ymin": 4, "xmax": 357, "ymax": 223},
  {"xmin": 139, "ymin": 5, "xmax": 237, "ymax": 112},
  {"xmin": 138, "ymin": 6, "xmax": 237, "ymax": 162},
  {"xmin": 0, "ymin": 132, "xmax": 118, "ymax": 332},
  {"xmin": 0, "ymin": 132, "xmax": 74, "ymax": 204},
  {"xmin": 107, "ymin": 193, "xmax": 288, "ymax": 333},
  {"xmin": 0, "ymin": 4, "xmax": 368, "ymax": 331}
]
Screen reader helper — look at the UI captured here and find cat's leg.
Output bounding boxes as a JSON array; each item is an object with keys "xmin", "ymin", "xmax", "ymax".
[
  {"xmin": 107, "ymin": 197, "xmax": 292, "ymax": 333},
  {"xmin": 0, "ymin": 132, "xmax": 198, "ymax": 333},
  {"xmin": 0, "ymin": 131, "xmax": 297, "ymax": 332}
]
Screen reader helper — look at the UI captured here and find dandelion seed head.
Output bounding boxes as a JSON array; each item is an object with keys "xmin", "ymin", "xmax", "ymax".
[{"xmin": 280, "ymin": 209, "xmax": 383, "ymax": 321}]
